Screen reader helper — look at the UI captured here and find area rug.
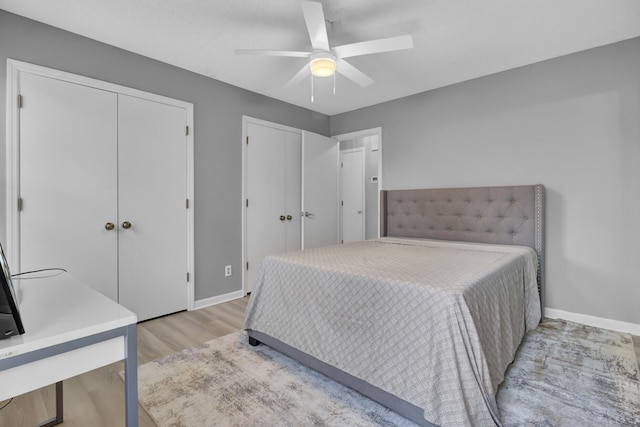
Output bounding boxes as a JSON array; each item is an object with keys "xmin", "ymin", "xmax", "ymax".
[
  {"xmin": 496, "ymin": 318, "xmax": 640, "ymax": 426},
  {"xmin": 134, "ymin": 319, "xmax": 640, "ymax": 426},
  {"xmin": 134, "ymin": 332, "xmax": 414, "ymax": 426}
]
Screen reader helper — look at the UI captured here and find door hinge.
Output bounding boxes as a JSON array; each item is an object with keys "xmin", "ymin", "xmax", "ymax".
[
  {"xmin": 246, "ymin": 262, "xmax": 249, "ymax": 270},
  {"xmin": 341, "ymin": 162, "xmax": 343, "ymax": 168},
  {"xmin": 246, "ymin": 136, "xmax": 249, "ymax": 145},
  {"xmin": 341, "ymin": 240, "xmax": 344, "ymax": 244},
  {"xmin": 186, "ymin": 198, "xmax": 190, "ymax": 209},
  {"xmin": 17, "ymin": 197, "xmax": 23, "ymax": 211},
  {"xmin": 341, "ymin": 200, "xmax": 344, "ymax": 206},
  {"xmin": 186, "ymin": 126, "xmax": 189, "ymax": 136},
  {"xmin": 17, "ymin": 94, "xmax": 23, "ymax": 109},
  {"xmin": 246, "ymin": 199, "xmax": 249, "ymax": 208},
  {"xmin": 187, "ymin": 272, "xmax": 190, "ymax": 282}
]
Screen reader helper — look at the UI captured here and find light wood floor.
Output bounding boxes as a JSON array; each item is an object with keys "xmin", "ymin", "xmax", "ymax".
[
  {"xmin": 0, "ymin": 296, "xmax": 249, "ymax": 427},
  {"xmin": 1, "ymin": 297, "xmax": 639, "ymax": 427}
]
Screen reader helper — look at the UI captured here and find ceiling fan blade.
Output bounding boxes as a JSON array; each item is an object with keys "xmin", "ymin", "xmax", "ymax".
[
  {"xmin": 333, "ymin": 35, "xmax": 414, "ymax": 59},
  {"xmin": 301, "ymin": 1, "xmax": 330, "ymax": 52},
  {"xmin": 235, "ymin": 49, "xmax": 311, "ymax": 58},
  {"xmin": 336, "ymin": 59, "xmax": 374, "ymax": 87},
  {"xmin": 284, "ymin": 63, "xmax": 311, "ymax": 88}
]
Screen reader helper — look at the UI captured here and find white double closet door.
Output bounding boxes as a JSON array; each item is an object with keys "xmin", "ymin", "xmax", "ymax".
[
  {"xmin": 17, "ymin": 71, "xmax": 189, "ymax": 321},
  {"xmin": 244, "ymin": 120, "xmax": 339, "ymax": 293}
]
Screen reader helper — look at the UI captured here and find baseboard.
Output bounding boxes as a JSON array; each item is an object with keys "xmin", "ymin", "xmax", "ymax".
[
  {"xmin": 193, "ymin": 289, "xmax": 245, "ymax": 310},
  {"xmin": 545, "ymin": 307, "xmax": 640, "ymax": 336}
]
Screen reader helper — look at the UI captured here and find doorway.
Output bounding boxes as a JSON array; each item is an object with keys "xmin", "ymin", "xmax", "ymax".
[
  {"xmin": 340, "ymin": 148, "xmax": 365, "ymax": 243},
  {"xmin": 333, "ymin": 128, "xmax": 382, "ymax": 241}
]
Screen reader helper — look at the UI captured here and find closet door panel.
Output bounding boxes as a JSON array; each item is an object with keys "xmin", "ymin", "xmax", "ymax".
[
  {"xmin": 284, "ymin": 131, "xmax": 302, "ymax": 252},
  {"xmin": 18, "ymin": 72, "xmax": 118, "ymax": 300},
  {"xmin": 302, "ymin": 131, "xmax": 339, "ymax": 249},
  {"xmin": 117, "ymin": 94, "xmax": 188, "ymax": 321},
  {"xmin": 245, "ymin": 123, "xmax": 288, "ymax": 293}
]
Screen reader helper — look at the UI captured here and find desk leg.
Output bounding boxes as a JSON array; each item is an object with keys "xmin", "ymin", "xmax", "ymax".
[
  {"xmin": 35, "ymin": 381, "xmax": 63, "ymax": 427},
  {"xmin": 124, "ymin": 323, "xmax": 138, "ymax": 427}
]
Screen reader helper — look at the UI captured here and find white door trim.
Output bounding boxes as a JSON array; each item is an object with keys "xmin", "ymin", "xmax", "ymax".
[
  {"xmin": 332, "ymin": 127, "xmax": 382, "ymax": 237},
  {"xmin": 5, "ymin": 59, "xmax": 196, "ymax": 310},
  {"xmin": 241, "ymin": 116, "xmax": 303, "ymax": 294}
]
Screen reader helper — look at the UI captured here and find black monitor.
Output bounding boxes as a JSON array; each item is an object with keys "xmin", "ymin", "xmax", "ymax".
[{"xmin": 0, "ymin": 244, "xmax": 24, "ymax": 339}]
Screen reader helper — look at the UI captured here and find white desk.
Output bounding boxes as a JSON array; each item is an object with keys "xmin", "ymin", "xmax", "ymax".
[{"xmin": 0, "ymin": 272, "xmax": 138, "ymax": 426}]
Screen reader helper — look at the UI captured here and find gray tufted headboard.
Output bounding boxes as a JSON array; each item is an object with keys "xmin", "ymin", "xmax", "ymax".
[{"xmin": 380, "ymin": 184, "xmax": 545, "ymax": 308}]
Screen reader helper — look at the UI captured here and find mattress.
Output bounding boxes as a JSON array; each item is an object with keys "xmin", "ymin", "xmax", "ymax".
[{"xmin": 243, "ymin": 237, "xmax": 541, "ymax": 426}]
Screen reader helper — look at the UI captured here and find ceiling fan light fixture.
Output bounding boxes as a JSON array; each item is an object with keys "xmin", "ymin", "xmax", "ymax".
[{"xmin": 309, "ymin": 53, "xmax": 336, "ymax": 77}]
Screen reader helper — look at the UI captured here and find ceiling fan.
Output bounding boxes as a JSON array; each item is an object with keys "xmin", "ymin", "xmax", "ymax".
[{"xmin": 235, "ymin": 1, "xmax": 414, "ymax": 92}]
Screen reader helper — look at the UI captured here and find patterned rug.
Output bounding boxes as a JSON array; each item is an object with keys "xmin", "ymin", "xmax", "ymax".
[
  {"xmin": 496, "ymin": 319, "xmax": 640, "ymax": 426},
  {"xmin": 134, "ymin": 319, "xmax": 640, "ymax": 427}
]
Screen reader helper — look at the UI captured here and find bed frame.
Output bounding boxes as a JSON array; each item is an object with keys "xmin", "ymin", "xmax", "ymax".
[{"xmin": 248, "ymin": 184, "xmax": 545, "ymax": 427}]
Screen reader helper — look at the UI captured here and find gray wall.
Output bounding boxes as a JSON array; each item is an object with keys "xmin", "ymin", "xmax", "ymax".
[
  {"xmin": 331, "ymin": 37, "xmax": 640, "ymax": 325},
  {"xmin": 0, "ymin": 10, "xmax": 330, "ymax": 301}
]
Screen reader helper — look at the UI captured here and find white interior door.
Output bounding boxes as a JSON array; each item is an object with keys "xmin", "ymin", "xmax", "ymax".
[
  {"xmin": 18, "ymin": 72, "xmax": 119, "ymax": 300},
  {"xmin": 117, "ymin": 94, "xmax": 188, "ymax": 321},
  {"xmin": 245, "ymin": 122, "xmax": 301, "ymax": 293},
  {"xmin": 284, "ymin": 131, "xmax": 302, "ymax": 251},
  {"xmin": 340, "ymin": 148, "xmax": 365, "ymax": 243},
  {"xmin": 302, "ymin": 131, "xmax": 339, "ymax": 249}
]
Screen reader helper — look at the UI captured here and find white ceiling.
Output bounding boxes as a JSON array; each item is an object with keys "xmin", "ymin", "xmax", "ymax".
[{"xmin": 1, "ymin": 0, "xmax": 640, "ymax": 115}]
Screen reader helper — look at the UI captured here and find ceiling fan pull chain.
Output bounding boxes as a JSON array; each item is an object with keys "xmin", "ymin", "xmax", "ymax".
[
  {"xmin": 333, "ymin": 72, "xmax": 336, "ymax": 95},
  {"xmin": 311, "ymin": 72, "xmax": 314, "ymax": 103}
]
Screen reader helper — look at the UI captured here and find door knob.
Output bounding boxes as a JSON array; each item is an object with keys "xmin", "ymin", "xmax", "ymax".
[
  {"xmin": 105, "ymin": 222, "xmax": 115, "ymax": 231},
  {"xmin": 303, "ymin": 211, "xmax": 315, "ymax": 218},
  {"xmin": 279, "ymin": 215, "xmax": 286, "ymax": 221},
  {"xmin": 122, "ymin": 221, "xmax": 132, "ymax": 229},
  {"xmin": 286, "ymin": 215, "xmax": 293, "ymax": 221}
]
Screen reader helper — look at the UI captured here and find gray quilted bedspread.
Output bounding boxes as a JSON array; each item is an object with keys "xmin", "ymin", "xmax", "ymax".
[{"xmin": 243, "ymin": 238, "xmax": 540, "ymax": 427}]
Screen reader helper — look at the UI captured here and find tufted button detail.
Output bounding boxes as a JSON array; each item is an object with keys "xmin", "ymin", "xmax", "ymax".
[
  {"xmin": 511, "ymin": 199, "xmax": 516, "ymax": 203},
  {"xmin": 523, "ymin": 216, "xmax": 528, "ymax": 220}
]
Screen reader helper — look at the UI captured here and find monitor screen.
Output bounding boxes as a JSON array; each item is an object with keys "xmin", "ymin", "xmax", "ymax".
[{"xmin": 0, "ymin": 244, "xmax": 24, "ymax": 338}]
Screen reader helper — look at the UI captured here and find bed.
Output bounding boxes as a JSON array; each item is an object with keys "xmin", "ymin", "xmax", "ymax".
[{"xmin": 243, "ymin": 184, "xmax": 545, "ymax": 427}]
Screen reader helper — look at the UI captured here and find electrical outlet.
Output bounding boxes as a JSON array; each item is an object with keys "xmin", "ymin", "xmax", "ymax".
[{"xmin": 224, "ymin": 265, "xmax": 232, "ymax": 277}]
